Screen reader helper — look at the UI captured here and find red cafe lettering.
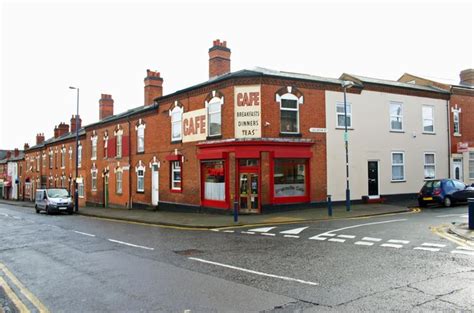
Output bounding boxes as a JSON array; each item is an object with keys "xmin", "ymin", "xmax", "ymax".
[
  {"xmin": 183, "ymin": 114, "xmax": 206, "ymax": 136},
  {"xmin": 237, "ymin": 92, "xmax": 260, "ymax": 106}
]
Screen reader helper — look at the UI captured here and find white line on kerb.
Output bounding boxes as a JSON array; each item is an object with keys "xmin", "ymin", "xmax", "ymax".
[
  {"xmin": 414, "ymin": 247, "xmax": 440, "ymax": 252},
  {"xmin": 380, "ymin": 243, "xmax": 403, "ymax": 249},
  {"xmin": 388, "ymin": 239, "xmax": 410, "ymax": 244},
  {"xmin": 108, "ymin": 239, "xmax": 154, "ymax": 250},
  {"xmin": 73, "ymin": 230, "xmax": 96, "ymax": 237},
  {"xmin": 315, "ymin": 219, "xmax": 407, "ymax": 238},
  {"xmin": 189, "ymin": 257, "xmax": 319, "ymax": 286}
]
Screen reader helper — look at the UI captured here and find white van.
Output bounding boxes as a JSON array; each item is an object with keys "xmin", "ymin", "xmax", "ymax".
[{"xmin": 35, "ymin": 188, "xmax": 74, "ymax": 214}]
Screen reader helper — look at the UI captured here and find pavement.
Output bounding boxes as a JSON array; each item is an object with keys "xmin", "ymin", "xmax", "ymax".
[
  {"xmin": 0, "ymin": 198, "xmax": 416, "ymax": 229},
  {"xmin": 449, "ymin": 222, "xmax": 474, "ymax": 242}
]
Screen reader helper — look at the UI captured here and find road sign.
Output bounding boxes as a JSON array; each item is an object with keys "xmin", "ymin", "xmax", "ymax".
[{"xmin": 309, "ymin": 128, "xmax": 327, "ymax": 133}]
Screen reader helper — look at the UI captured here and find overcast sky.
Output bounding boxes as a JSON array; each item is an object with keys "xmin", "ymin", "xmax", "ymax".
[{"xmin": 1, "ymin": 0, "xmax": 472, "ymax": 150}]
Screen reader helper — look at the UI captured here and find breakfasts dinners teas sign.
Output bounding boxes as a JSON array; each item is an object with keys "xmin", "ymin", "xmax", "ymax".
[{"xmin": 234, "ymin": 85, "xmax": 261, "ymax": 138}]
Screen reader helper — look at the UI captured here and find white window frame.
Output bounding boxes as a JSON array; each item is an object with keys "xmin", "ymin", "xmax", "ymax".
[
  {"xmin": 279, "ymin": 93, "xmax": 300, "ymax": 134},
  {"xmin": 61, "ymin": 147, "xmax": 66, "ymax": 169},
  {"xmin": 91, "ymin": 135, "xmax": 98, "ymax": 160},
  {"xmin": 137, "ymin": 124, "xmax": 145, "ymax": 152},
  {"xmin": 390, "ymin": 101, "xmax": 404, "ymax": 132},
  {"xmin": 116, "ymin": 134, "xmax": 122, "ymax": 158},
  {"xmin": 391, "ymin": 151, "xmax": 405, "ymax": 182},
  {"xmin": 36, "ymin": 155, "xmax": 40, "ymax": 171},
  {"xmin": 423, "ymin": 152, "xmax": 436, "ymax": 180},
  {"xmin": 78, "ymin": 144, "xmax": 82, "ymax": 168},
  {"xmin": 91, "ymin": 166, "xmax": 98, "ymax": 191},
  {"xmin": 469, "ymin": 151, "xmax": 474, "ymax": 180},
  {"xmin": 422, "ymin": 105, "xmax": 435, "ymax": 134},
  {"xmin": 336, "ymin": 101, "xmax": 352, "ymax": 128},
  {"xmin": 453, "ymin": 110, "xmax": 460, "ymax": 135},
  {"xmin": 116, "ymin": 170, "xmax": 123, "ymax": 194},
  {"xmin": 205, "ymin": 95, "xmax": 224, "ymax": 137},
  {"xmin": 136, "ymin": 163, "xmax": 145, "ymax": 192},
  {"xmin": 49, "ymin": 150, "xmax": 53, "ymax": 169},
  {"xmin": 171, "ymin": 160, "xmax": 182, "ymax": 191},
  {"xmin": 170, "ymin": 104, "xmax": 183, "ymax": 141},
  {"xmin": 78, "ymin": 181, "xmax": 84, "ymax": 198}
]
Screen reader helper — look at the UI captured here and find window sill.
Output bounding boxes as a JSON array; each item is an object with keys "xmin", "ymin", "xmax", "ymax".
[
  {"xmin": 390, "ymin": 130, "xmax": 405, "ymax": 133},
  {"xmin": 136, "ymin": 190, "xmax": 145, "ymax": 194},
  {"xmin": 136, "ymin": 151, "xmax": 145, "ymax": 155},
  {"xmin": 391, "ymin": 180, "xmax": 406, "ymax": 183},
  {"xmin": 422, "ymin": 132, "xmax": 436, "ymax": 135},
  {"xmin": 207, "ymin": 135, "xmax": 222, "ymax": 140},
  {"xmin": 91, "ymin": 158, "xmax": 97, "ymax": 161},
  {"xmin": 171, "ymin": 140, "xmax": 182, "ymax": 144},
  {"xmin": 170, "ymin": 189, "xmax": 182, "ymax": 193},
  {"xmin": 335, "ymin": 127, "xmax": 354, "ymax": 130},
  {"xmin": 279, "ymin": 133, "xmax": 302, "ymax": 138},
  {"xmin": 454, "ymin": 133, "xmax": 462, "ymax": 137}
]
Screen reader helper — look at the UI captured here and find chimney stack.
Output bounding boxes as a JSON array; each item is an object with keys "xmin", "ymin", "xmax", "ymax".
[
  {"xmin": 460, "ymin": 69, "xmax": 474, "ymax": 86},
  {"xmin": 54, "ymin": 123, "xmax": 69, "ymax": 138},
  {"xmin": 36, "ymin": 133, "xmax": 45, "ymax": 145},
  {"xmin": 70, "ymin": 115, "xmax": 82, "ymax": 133},
  {"xmin": 144, "ymin": 70, "xmax": 163, "ymax": 106},
  {"xmin": 209, "ymin": 39, "xmax": 231, "ymax": 79},
  {"xmin": 14, "ymin": 148, "xmax": 19, "ymax": 157},
  {"xmin": 99, "ymin": 94, "xmax": 114, "ymax": 120},
  {"xmin": 6, "ymin": 151, "xmax": 11, "ymax": 159},
  {"xmin": 24, "ymin": 143, "xmax": 29, "ymax": 150}
]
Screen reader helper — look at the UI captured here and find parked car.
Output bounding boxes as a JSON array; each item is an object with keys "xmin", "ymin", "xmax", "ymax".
[
  {"xmin": 418, "ymin": 179, "xmax": 474, "ymax": 207},
  {"xmin": 35, "ymin": 188, "xmax": 74, "ymax": 214}
]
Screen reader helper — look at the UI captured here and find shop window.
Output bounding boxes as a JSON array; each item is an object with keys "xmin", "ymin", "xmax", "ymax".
[
  {"xmin": 422, "ymin": 105, "xmax": 434, "ymax": 133},
  {"xmin": 202, "ymin": 160, "xmax": 225, "ymax": 201},
  {"xmin": 170, "ymin": 104, "xmax": 183, "ymax": 141},
  {"xmin": 390, "ymin": 101, "xmax": 403, "ymax": 131},
  {"xmin": 170, "ymin": 161, "xmax": 182, "ymax": 191},
  {"xmin": 239, "ymin": 159, "xmax": 259, "ymax": 167},
  {"xmin": 273, "ymin": 159, "xmax": 307, "ymax": 197},
  {"xmin": 391, "ymin": 152, "xmax": 405, "ymax": 181},
  {"xmin": 336, "ymin": 102, "xmax": 352, "ymax": 128},
  {"xmin": 424, "ymin": 153, "xmax": 436, "ymax": 180}
]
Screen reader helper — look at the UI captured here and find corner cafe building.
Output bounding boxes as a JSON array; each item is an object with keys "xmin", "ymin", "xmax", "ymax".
[{"xmin": 156, "ymin": 68, "xmax": 345, "ymax": 213}]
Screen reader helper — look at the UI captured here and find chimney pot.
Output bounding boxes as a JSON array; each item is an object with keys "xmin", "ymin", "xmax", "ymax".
[{"xmin": 209, "ymin": 39, "xmax": 231, "ymax": 78}]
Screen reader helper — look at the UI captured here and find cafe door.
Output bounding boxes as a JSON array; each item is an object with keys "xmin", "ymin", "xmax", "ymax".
[{"xmin": 238, "ymin": 159, "xmax": 260, "ymax": 213}]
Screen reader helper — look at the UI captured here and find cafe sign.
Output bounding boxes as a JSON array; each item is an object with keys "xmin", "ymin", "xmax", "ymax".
[
  {"xmin": 234, "ymin": 85, "xmax": 261, "ymax": 138},
  {"xmin": 182, "ymin": 108, "xmax": 207, "ymax": 143}
]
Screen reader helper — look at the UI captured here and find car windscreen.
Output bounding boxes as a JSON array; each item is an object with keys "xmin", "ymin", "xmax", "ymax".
[{"xmin": 47, "ymin": 189, "xmax": 69, "ymax": 198}]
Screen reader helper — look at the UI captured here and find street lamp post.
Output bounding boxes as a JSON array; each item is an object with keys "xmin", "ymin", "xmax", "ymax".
[
  {"xmin": 342, "ymin": 80, "xmax": 354, "ymax": 212},
  {"xmin": 69, "ymin": 86, "xmax": 79, "ymax": 213}
]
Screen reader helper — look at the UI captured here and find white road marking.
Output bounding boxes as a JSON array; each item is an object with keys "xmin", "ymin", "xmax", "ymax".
[
  {"xmin": 362, "ymin": 237, "xmax": 382, "ymax": 242},
  {"xmin": 421, "ymin": 243, "xmax": 446, "ymax": 248},
  {"xmin": 280, "ymin": 227, "xmax": 308, "ymax": 235},
  {"xmin": 223, "ymin": 230, "xmax": 234, "ymax": 233},
  {"xmin": 248, "ymin": 227, "xmax": 276, "ymax": 233},
  {"xmin": 261, "ymin": 233, "xmax": 275, "ymax": 236},
  {"xmin": 319, "ymin": 233, "xmax": 336, "ymax": 237},
  {"xmin": 73, "ymin": 231, "xmax": 96, "ymax": 237},
  {"xmin": 388, "ymin": 239, "xmax": 410, "ymax": 244},
  {"xmin": 414, "ymin": 247, "xmax": 440, "ymax": 252},
  {"xmin": 337, "ymin": 235, "xmax": 356, "ymax": 239},
  {"xmin": 210, "ymin": 229, "xmax": 220, "ymax": 232},
  {"xmin": 380, "ymin": 243, "xmax": 403, "ymax": 249},
  {"xmin": 456, "ymin": 246, "xmax": 474, "ymax": 251},
  {"xmin": 315, "ymin": 219, "xmax": 407, "ymax": 238},
  {"xmin": 0, "ymin": 213, "xmax": 8, "ymax": 217},
  {"xmin": 283, "ymin": 235, "xmax": 300, "ymax": 238},
  {"xmin": 308, "ymin": 236, "xmax": 327, "ymax": 241},
  {"xmin": 354, "ymin": 241, "xmax": 374, "ymax": 246},
  {"xmin": 451, "ymin": 250, "xmax": 474, "ymax": 256},
  {"xmin": 241, "ymin": 231, "xmax": 255, "ymax": 235},
  {"xmin": 328, "ymin": 238, "xmax": 345, "ymax": 243},
  {"xmin": 107, "ymin": 239, "xmax": 154, "ymax": 250},
  {"xmin": 189, "ymin": 257, "xmax": 319, "ymax": 286},
  {"xmin": 436, "ymin": 214, "xmax": 466, "ymax": 218}
]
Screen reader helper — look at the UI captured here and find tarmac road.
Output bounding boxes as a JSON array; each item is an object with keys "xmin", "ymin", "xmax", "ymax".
[{"xmin": 0, "ymin": 202, "xmax": 473, "ymax": 312}]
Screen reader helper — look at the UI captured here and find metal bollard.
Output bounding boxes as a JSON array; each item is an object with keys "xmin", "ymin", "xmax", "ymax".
[
  {"xmin": 234, "ymin": 199, "xmax": 239, "ymax": 223},
  {"xmin": 468, "ymin": 198, "xmax": 474, "ymax": 230},
  {"xmin": 327, "ymin": 195, "xmax": 333, "ymax": 217}
]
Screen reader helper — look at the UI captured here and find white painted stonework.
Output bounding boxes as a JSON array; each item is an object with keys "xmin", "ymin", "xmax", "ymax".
[{"xmin": 325, "ymin": 90, "xmax": 449, "ymax": 201}]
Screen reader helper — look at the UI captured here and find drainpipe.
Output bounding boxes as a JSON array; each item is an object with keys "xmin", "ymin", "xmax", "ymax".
[
  {"xmin": 128, "ymin": 117, "xmax": 132, "ymax": 209},
  {"xmin": 447, "ymin": 98, "xmax": 451, "ymax": 178}
]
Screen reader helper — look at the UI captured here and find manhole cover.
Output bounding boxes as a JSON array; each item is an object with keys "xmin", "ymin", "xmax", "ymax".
[{"xmin": 173, "ymin": 249, "xmax": 203, "ymax": 256}]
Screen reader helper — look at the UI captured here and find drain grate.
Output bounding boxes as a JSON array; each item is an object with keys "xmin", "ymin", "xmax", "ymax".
[{"xmin": 173, "ymin": 249, "xmax": 203, "ymax": 256}]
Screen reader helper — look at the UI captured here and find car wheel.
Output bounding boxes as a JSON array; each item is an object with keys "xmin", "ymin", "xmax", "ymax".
[
  {"xmin": 443, "ymin": 197, "xmax": 452, "ymax": 207},
  {"xmin": 35, "ymin": 205, "xmax": 40, "ymax": 214},
  {"xmin": 46, "ymin": 205, "xmax": 51, "ymax": 215},
  {"xmin": 418, "ymin": 200, "xmax": 427, "ymax": 208}
]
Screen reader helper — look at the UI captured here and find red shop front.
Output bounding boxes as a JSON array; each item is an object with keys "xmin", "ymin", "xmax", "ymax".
[{"xmin": 197, "ymin": 139, "xmax": 314, "ymax": 213}]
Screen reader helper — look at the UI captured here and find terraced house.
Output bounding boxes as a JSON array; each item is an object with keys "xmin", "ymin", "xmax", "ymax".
[{"xmin": 15, "ymin": 40, "xmax": 473, "ymax": 213}]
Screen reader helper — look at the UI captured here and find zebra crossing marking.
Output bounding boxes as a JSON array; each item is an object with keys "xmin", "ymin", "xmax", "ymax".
[{"xmin": 280, "ymin": 227, "xmax": 308, "ymax": 235}]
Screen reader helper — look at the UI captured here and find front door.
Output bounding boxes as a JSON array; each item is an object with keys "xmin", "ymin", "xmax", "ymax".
[
  {"xmin": 368, "ymin": 161, "xmax": 379, "ymax": 197},
  {"xmin": 239, "ymin": 172, "xmax": 259, "ymax": 213},
  {"xmin": 104, "ymin": 174, "xmax": 109, "ymax": 208},
  {"xmin": 152, "ymin": 164, "xmax": 159, "ymax": 206},
  {"xmin": 453, "ymin": 159, "xmax": 463, "ymax": 181}
]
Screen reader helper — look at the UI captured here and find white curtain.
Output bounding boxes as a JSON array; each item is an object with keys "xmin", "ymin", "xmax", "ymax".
[{"xmin": 205, "ymin": 182, "xmax": 225, "ymax": 201}]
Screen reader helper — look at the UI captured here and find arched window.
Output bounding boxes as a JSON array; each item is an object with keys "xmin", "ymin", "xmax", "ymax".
[
  {"xmin": 91, "ymin": 131, "xmax": 98, "ymax": 160},
  {"xmin": 276, "ymin": 86, "xmax": 304, "ymax": 134},
  {"xmin": 136, "ymin": 119, "xmax": 146, "ymax": 153},
  {"xmin": 91, "ymin": 164, "xmax": 98, "ymax": 191},
  {"xmin": 205, "ymin": 91, "xmax": 224, "ymax": 137},
  {"xmin": 169, "ymin": 102, "xmax": 183, "ymax": 141},
  {"xmin": 135, "ymin": 161, "xmax": 146, "ymax": 192}
]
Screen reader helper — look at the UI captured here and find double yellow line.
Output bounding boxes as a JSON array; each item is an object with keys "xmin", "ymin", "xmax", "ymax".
[
  {"xmin": 431, "ymin": 224, "xmax": 474, "ymax": 248},
  {"xmin": 0, "ymin": 262, "xmax": 49, "ymax": 313}
]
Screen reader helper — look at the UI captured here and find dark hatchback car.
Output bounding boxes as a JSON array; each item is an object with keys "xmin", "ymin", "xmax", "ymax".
[{"xmin": 418, "ymin": 179, "xmax": 474, "ymax": 207}]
